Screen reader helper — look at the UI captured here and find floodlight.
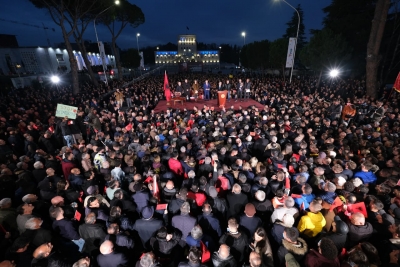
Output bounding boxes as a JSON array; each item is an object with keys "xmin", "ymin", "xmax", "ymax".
[
  {"xmin": 329, "ymin": 69, "xmax": 339, "ymax": 78},
  {"xmin": 51, "ymin": 76, "xmax": 60, "ymax": 84}
]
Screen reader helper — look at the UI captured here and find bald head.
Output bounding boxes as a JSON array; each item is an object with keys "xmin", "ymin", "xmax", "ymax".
[
  {"xmin": 218, "ymin": 244, "xmax": 230, "ymax": 259},
  {"xmin": 0, "ymin": 261, "xmax": 15, "ymax": 267},
  {"xmin": 351, "ymin": 212, "xmax": 365, "ymax": 226},
  {"xmin": 100, "ymin": 240, "xmax": 114, "ymax": 255},
  {"xmin": 51, "ymin": 196, "xmax": 64, "ymax": 206},
  {"xmin": 33, "ymin": 243, "xmax": 53, "ymax": 259},
  {"xmin": 249, "ymin": 252, "xmax": 262, "ymax": 267}
]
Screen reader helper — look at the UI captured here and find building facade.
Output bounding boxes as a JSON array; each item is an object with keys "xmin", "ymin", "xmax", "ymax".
[
  {"xmin": 155, "ymin": 34, "xmax": 219, "ymax": 69},
  {"xmin": 0, "ymin": 46, "xmax": 116, "ymax": 76}
]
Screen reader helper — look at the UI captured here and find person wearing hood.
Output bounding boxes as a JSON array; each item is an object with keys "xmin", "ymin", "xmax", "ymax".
[
  {"xmin": 304, "ymin": 238, "xmax": 340, "ymax": 267},
  {"xmin": 150, "ymin": 226, "xmax": 181, "ymax": 258},
  {"xmin": 321, "ymin": 216, "xmax": 348, "ymax": 253},
  {"xmin": 212, "ymin": 244, "xmax": 237, "ymax": 267},
  {"xmin": 277, "ymin": 227, "xmax": 308, "ymax": 266}
]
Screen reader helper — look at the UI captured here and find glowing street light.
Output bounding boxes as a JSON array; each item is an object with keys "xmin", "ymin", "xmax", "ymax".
[
  {"xmin": 241, "ymin": 32, "xmax": 246, "ymax": 46},
  {"xmin": 136, "ymin": 33, "xmax": 140, "ymax": 53},
  {"xmin": 329, "ymin": 69, "xmax": 339, "ymax": 78},
  {"xmin": 51, "ymin": 75, "xmax": 60, "ymax": 84}
]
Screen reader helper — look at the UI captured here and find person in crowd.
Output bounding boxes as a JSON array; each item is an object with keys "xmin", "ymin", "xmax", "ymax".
[
  {"xmin": 212, "ymin": 244, "xmax": 237, "ymax": 267},
  {"xmin": 304, "ymin": 238, "xmax": 340, "ymax": 267},
  {"xmin": 97, "ymin": 240, "xmax": 128, "ymax": 267}
]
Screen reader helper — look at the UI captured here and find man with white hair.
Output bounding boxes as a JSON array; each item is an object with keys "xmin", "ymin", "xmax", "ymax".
[
  {"xmin": 227, "ymin": 184, "xmax": 248, "ymax": 218},
  {"xmin": 23, "ymin": 217, "xmax": 52, "ymax": 248},
  {"xmin": 0, "ymin": 198, "xmax": 17, "ymax": 234},
  {"xmin": 271, "ymin": 196, "xmax": 299, "ymax": 223},
  {"xmin": 32, "ymin": 161, "xmax": 46, "ymax": 183}
]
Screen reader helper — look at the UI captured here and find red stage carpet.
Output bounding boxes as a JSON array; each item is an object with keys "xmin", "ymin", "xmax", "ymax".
[{"xmin": 153, "ymin": 99, "xmax": 265, "ymax": 113}]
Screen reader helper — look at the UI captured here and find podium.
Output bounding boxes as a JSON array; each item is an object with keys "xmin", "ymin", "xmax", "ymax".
[{"xmin": 218, "ymin": 90, "xmax": 227, "ymax": 107}]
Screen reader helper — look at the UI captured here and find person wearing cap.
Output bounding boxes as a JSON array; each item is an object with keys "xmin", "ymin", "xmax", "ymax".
[
  {"xmin": 133, "ymin": 206, "xmax": 164, "ymax": 249},
  {"xmin": 239, "ymin": 203, "xmax": 262, "ymax": 240}
]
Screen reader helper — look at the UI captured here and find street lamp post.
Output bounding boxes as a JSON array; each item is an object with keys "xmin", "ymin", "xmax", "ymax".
[
  {"xmin": 94, "ymin": 0, "xmax": 120, "ymax": 85},
  {"xmin": 278, "ymin": 0, "xmax": 300, "ymax": 84},
  {"xmin": 136, "ymin": 33, "xmax": 140, "ymax": 53}
]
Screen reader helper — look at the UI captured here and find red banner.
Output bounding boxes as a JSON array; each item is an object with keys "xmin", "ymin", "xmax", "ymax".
[
  {"xmin": 394, "ymin": 72, "xmax": 400, "ymax": 93},
  {"xmin": 164, "ymin": 71, "xmax": 171, "ymax": 101}
]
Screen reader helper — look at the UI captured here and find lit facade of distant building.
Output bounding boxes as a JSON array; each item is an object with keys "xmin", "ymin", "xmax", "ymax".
[{"xmin": 154, "ymin": 34, "xmax": 219, "ymax": 66}]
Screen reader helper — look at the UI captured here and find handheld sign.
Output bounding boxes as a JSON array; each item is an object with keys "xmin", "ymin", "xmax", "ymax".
[{"xmin": 55, "ymin": 104, "xmax": 78, "ymax": 119}]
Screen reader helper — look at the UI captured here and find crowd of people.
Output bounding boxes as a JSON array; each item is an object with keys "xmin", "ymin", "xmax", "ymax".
[{"xmin": 0, "ymin": 72, "xmax": 399, "ymax": 267}]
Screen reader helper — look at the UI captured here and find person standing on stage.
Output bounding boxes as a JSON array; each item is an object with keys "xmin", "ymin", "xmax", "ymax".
[
  {"xmin": 176, "ymin": 81, "xmax": 183, "ymax": 96},
  {"xmin": 217, "ymin": 81, "xmax": 224, "ymax": 91},
  {"xmin": 224, "ymin": 79, "xmax": 232, "ymax": 102},
  {"xmin": 236, "ymin": 79, "xmax": 244, "ymax": 102},
  {"xmin": 245, "ymin": 78, "xmax": 252, "ymax": 101},
  {"xmin": 183, "ymin": 79, "xmax": 191, "ymax": 101},
  {"xmin": 192, "ymin": 80, "xmax": 200, "ymax": 100},
  {"xmin": 203, "ymin": 80, "xmax": 211, "ymax": 101}
]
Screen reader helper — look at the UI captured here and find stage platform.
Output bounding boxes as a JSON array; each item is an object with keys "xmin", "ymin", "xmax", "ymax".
[{"xmin": 153, "ymin": 98, "xmax": 265, "ymax": 113}]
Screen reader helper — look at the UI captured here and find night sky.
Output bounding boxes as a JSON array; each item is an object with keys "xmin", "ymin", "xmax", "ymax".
[{"xmin": 1, "ymin": 0, "xmax": 331, "ymax": 50}]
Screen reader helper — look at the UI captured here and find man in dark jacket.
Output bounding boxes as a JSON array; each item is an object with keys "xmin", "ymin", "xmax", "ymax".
[
  {"xmin": 178, "ymin": 247, "xmax": 207, "ymax": 267},
  {"xmin": 105, "ymin": 223, "xmax": 134, "ymax": 249},
  {"xmin": 150, "ymin": 226, "xmax": 181, "ymax": 258},
  {"xmin": 239, "ymin": 203, "xmax": 262, "ymax": 240},
  {"xmin": 21, "ymin": 217, "xmax": 52, "ymax": 249},
  {"xmin": 182, "ymin": 79, "xmax": 191, "ymax": 101},
  {"xmin": 226, "ymin": 184, "xmax": 248, "ymax": 218},
  {"xmin": 277, "ymin": 227, "xmax": 308, "ymax": 267},
  {"xmin": 78, "ymin": 212, "xmax": 106, "ymax": 255},
  {"xmin": 346, "ymin": 212, "xmax": 373, "ymax": 248},
  {"xmin": 172, "ymin": 201, "xmax": 196, "ymax": 246},
  {"xmin": 212, "ymin": 244, "xmax": 237, "ymax": 267},
  {"xmin": 133, "ymin": 206, "xmax": 164, "ymax": 249},
  {"xmin": 168, "ymin": 188, "xmax": 187, "ymax": 216},
  {"xmin": 97, "ymin": 240, "xmax": 128, "ymax": 267},
  {"xmin": 198, "ymin": 203, "xmax": 222, "ymax": 241},
  {"xmin": 219, "ymin": 218, "xmax": 248, "ymax": 264}
]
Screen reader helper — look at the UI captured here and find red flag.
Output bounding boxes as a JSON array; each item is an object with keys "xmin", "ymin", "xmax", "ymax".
[
  {"xmin": 394, "ymin": 72, "xmax": 400, "ymax": 93},
  {"xmin": 164, "ymin": 71, "xmax": 171, "ymax": 101},
  {"xmin": 329, "ymin": 197, "xmax": 343, "ymax": 211}
]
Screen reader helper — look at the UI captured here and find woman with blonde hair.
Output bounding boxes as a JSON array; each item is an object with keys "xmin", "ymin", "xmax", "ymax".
[{"xmin": 249, "ymin": 157, "xmax": 258, "ymax": 169}]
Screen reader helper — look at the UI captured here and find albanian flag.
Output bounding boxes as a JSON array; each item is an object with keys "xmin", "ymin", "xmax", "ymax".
[
  {"xmin": 394, "ymin": 72, "xmax": 400, "ymax": 93},
  {"xmin": 164, "ymin": 71, "xmax": 171, "ymax": 101}
]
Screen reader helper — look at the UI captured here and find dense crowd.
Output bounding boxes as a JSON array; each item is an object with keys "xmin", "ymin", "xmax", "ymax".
[{"xmin": 0, "ymin": 72, "xmax": 400, "ymax": 267}]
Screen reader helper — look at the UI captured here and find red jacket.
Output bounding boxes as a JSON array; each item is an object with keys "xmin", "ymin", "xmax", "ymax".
[
  {"xmin": 187, "ymin": 191, "xmax": 207, "ymax": 207},
  {"xmin": 61, "ymin": 159, "xmax": 76, "ymax": 180},
  {"xmin": 168, "ymin": 158, "xmax": 184, "ymax": 176}
]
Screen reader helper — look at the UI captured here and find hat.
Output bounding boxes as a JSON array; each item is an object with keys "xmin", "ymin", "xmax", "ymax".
[
  {"xmin": 352, "ymin": 177, "xmax": 363, "ymax": 187},
  {"xmin": 141, "ymin": 206, "xmax": 154, "ymax": 219},
  {"xmin": 334, "ymin": 216, "xmax": 349, "ymax": 234},
  {"xmin": 318, "ymin": 152, "xmax": 327, "ymax": 159},
  {"xmin": 244, "ymin": 203, "xmax": 256, "ymax": 217},
  {"xmin": 87, "ymin": 185, "xmax": 98, "ymax": 195},
  {"xmin": 208, "ymin": 186, "xmax": 218, "ymax": 198},
  {"xmin": 285, "ymin": 253, "xmax": 300, "ymax": 267}
]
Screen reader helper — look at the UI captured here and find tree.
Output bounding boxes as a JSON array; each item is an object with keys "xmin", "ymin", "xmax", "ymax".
[
  {"xmin": 322, "ymin": 0, "xmax": 376, "ymax": 74},
  {"xmin": 300, "ymin": 28, "xmax": 351, "ymax": 87},
  {"xmin": 240, "ymin": 40, "xmax": 270, "ymax": 70},
  {"xmin": 366, "ymin": 0, "xmax": 391, "ymax": 97},
  {"xmin": 283, "ymin": 4, "xmax": 306, "ymax": 49},
  {"xmin": 29, "ymin": 0, "xmax": 98, "ymax": 94},
  {"xmin": 120, "ymin": 48, "xmax": 141, "ymax": 68},
  {"xmin": 269, "ymin": 38, "xmax": 289, "ymax": 80},
  {"xmin": 98, "ymin": 0, "xmax": 145, "ymax": 81}
]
